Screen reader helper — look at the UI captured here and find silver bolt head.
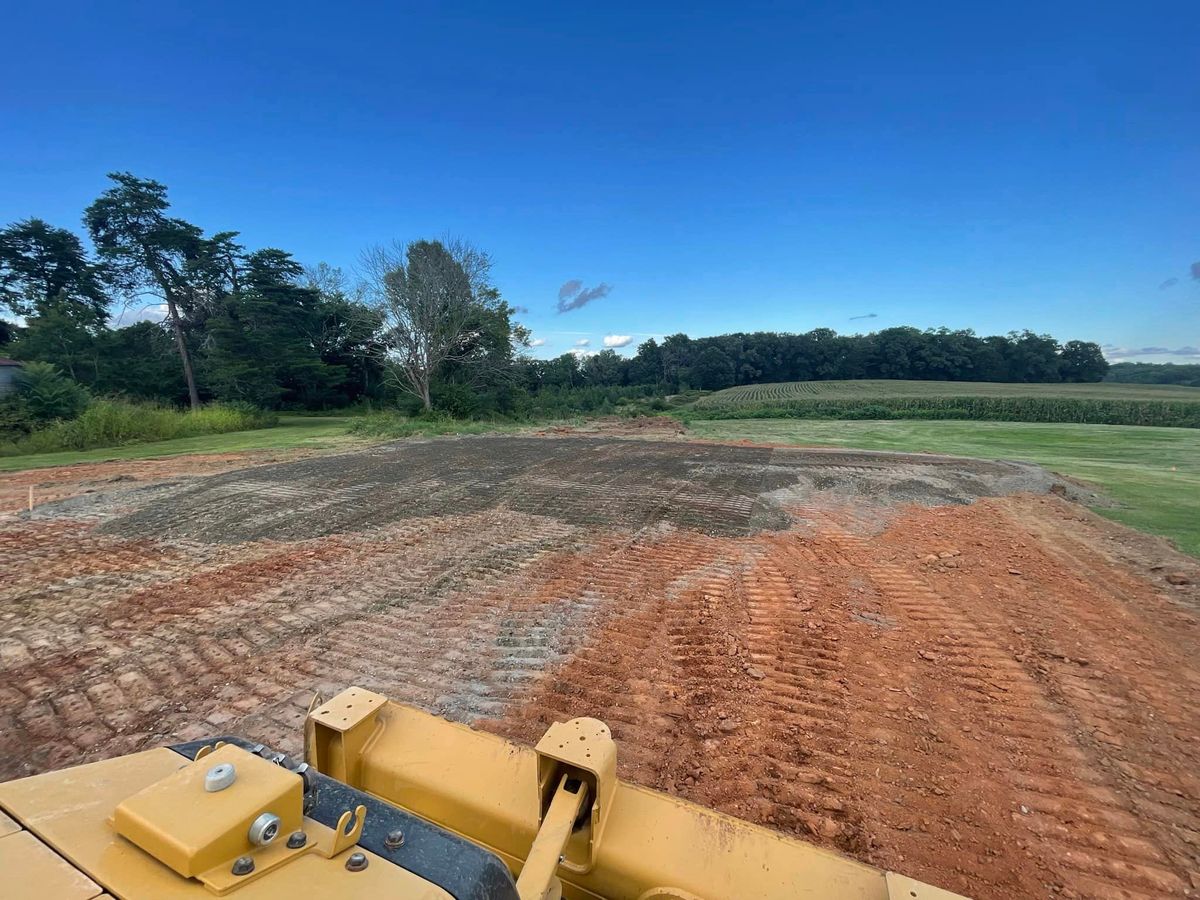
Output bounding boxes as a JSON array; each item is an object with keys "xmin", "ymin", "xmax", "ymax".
[
  {"xmin": 248, "ymin": 812, "xmax": 282, "ymax": 846},
  {"xmin": 232, "ymin": 856, "xmax": 255, "ymax": 876},
  {"xmin": 384, "ymin": 829, "xmax": 405, "ymax": 849},
  {"xmin": 204, "ymin": 763, "xmax": 236, "ymax": 792},
  {"xmin": 345, "ymin": 851, "xmax": 369, "ymax": 871},
  {"xmin": 286, "ymin": 831, "xmax": 307, "ymax": 849}
]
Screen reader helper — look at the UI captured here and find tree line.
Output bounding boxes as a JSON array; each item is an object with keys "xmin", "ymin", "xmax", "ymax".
[
  {"xmin": 520, "ymin": 327, "xmax": 1109, "ymax": 397},
  {"xmin": 1105, "ymin": 362, "xmax": 1200, "ymax": 388},
  {"xmin": 2, "ymin": 172, "xmax": 1111, "ymax": 419},
  {"xmin": 1, "ymin": 175, "xmax": 386, "ymax": 410}
]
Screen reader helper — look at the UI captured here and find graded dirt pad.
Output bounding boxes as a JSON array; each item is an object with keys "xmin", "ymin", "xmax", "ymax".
[
  {"xmin": 101, "ymin": 436, "xmax": 1071, "ymax": 542},
  {"xmin": 1, "ymin": 436, "xmax": 1198, "ymax": 900}
]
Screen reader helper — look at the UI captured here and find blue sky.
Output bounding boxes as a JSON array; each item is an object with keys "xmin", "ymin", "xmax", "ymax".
[{"xmin": 2, "ymin": 1, "xmax": 1197, "ymax": 361}]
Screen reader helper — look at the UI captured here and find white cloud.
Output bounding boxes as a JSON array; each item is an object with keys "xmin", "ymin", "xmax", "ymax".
[
  {"xmin": 575, "ymin": 338, "xmax": 590, "ymax": 347},
  {"xmin": 1103, "ymin": 344, "xmax": 1200, "ymax": 360},
  {"xmin": 569, "ymin": 348, "xmax": 599, "ymax": 359},
  {"xmin": 603, "ymin": 334, "xmax": 633, "ymax": 348},
  {"xmin": 529, "ymin": 338, "xmax": 546, "ymax": 347},
  {"xmin": 117, "ymin": 303, "xmax": 169, "ymax": 326}
]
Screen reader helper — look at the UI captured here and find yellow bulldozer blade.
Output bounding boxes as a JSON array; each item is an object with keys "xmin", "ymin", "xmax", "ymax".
[{"xmin": 0, "ymin": 687, "xmax": 969, "ymax": 899}]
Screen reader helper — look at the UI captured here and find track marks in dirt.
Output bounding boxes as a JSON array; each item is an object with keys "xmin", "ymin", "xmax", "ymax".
[
  {"xmin": 889, "ymin": 499, "xmax": 1200, "ymax": 898},
  {"xmin": 823, "ymin": 503, "xmax": 1197, "ymax": 899},
  {"xmin": 0, "ymin": 453, "xmax": 275, "ymax": 515},
  {"xmin": 824, "ymin": 534, "xmax": 1174, "ymax": 897},
  {"xmin": 490, "ymin": 530, "xmax": 877, "ymax": 857},
  {"xmin": 0, "ymin": 511, "xmax": 584, "ymax": 776},
  {"xmin": 3, "ymin": 442, "xmax": 1198, "ymax": 900},
  {"xmin": 734, "ymin": 543, "xmax": 869, "ymax": 848},
  {"xmin": 490, "ymin": 501, "xmax": 1200, "ymax": 900}
]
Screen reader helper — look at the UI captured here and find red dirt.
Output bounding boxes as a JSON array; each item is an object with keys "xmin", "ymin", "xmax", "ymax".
[
  {"xmin": 1, "ymin": 443, "xmax": 1197, "ymax": 899},
  {"xmin": 0, "ymin": 452, "xmax": 291, "ymax": 514},
  {"xmin": 487, "ymin": 497, "xmax": 1200, "ymax": 898}
]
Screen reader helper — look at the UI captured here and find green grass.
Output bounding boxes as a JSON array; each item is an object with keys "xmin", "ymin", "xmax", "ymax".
[
  {"xmin": 687, "ymin": 418, "xmax": 1200, "ymax": 557},
  {"xmin": 0, "ymin": 416, "xmax": 356, "ymax": 471},
  {"xmin": 0, "ymin": 411, "xmax": 568, "ymax": 472}
]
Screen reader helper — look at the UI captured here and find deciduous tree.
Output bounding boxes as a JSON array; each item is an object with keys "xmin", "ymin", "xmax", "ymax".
[
  {"xmin": 1058, "ymin": 340, "xmax": 1108, "ymax": 383},
  {"xmin": 361, "ymin": 238, "xmax": 506, "ymax": 411}
]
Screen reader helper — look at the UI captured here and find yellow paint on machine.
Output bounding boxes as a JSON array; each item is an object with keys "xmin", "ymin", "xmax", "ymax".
[
  {"xmin": 0, "ymin": 747, "xmax": 450, "ymax": 899},
  {"xmin": 0, "ymin": 830, "xmax": 104, "ymax": 899},
  {"xmin": 0, "ymin": 687, "xmax": 968, "ymax": 899}
]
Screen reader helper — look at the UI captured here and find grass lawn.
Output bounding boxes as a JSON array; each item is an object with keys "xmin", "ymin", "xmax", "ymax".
[
  {"xmin": 687, "ymin": 418, "xmax": 1200, "ymax": 557},
  {"xmin": 0, "ymin": 416, "xmax": 358, "ymax": 472}
]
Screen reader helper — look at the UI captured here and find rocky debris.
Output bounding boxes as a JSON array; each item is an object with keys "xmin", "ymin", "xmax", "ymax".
[{"xmin": 852, "ymin": 610, "xmax": 896, "ymax": 629}]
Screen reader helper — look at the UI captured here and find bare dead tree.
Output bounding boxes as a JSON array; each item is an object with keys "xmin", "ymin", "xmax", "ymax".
[
  {"xmin": 303, "ymin": 261, "xmax": 369, "ymax": 304},
  {"xmin": 360, "ymin": 238, "xmax": 497, "ymax": 411}
]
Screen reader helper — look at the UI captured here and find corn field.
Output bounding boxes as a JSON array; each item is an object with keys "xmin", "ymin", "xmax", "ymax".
[{"xmin": 687, "ymin": 381, "xmax": 1200, "ymax": 427}]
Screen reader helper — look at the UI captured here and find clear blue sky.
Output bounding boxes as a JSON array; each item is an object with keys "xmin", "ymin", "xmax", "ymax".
[{"xmin": 3, "ymin": 1, "xmax": 1197, "ymax": 361}]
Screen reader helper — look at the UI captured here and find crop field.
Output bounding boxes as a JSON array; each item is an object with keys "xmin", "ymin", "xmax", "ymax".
[
  {"xmin": 1, "ymin": 431, "xmax": 1198, "ymax": 899},
  {"xmin": 689, "ymin": 379, "xmax": 1200, "ymax": 427},
  {"xmin": 695, "ymin": 378, "xmax": 1200, "ymax": 405}
]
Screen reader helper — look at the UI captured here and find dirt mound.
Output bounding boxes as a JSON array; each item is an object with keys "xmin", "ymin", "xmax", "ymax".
[{"xmin": 101, "ymin": 436, "xmax": 1072, "ymax": 542}]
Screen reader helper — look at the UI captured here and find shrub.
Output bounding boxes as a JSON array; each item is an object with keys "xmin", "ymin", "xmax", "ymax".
[
  {"xmin": 0, "ymin": 399, "xmax": 276, "ymax": 456},
  {"xmin": 430, "ymin": 381, "xmax": 484, "ymax": 418},
  {"xmin": 347, "ymin": 411, "xmax": 516, "ymax": 439},
  {"xmin": 0, "ymin": 362, "xmax": 91, "ymax": 441},
  {"xmin": 14, "ymin": 362, "xmax": 91, "ymax": 425},
  {"xmin": 524, "ymin": 384, "xmax": 662, "ymax": 418},
  {"xmin": 2, "ymin": 360, "xmax": 92, "ymax": 434}
]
